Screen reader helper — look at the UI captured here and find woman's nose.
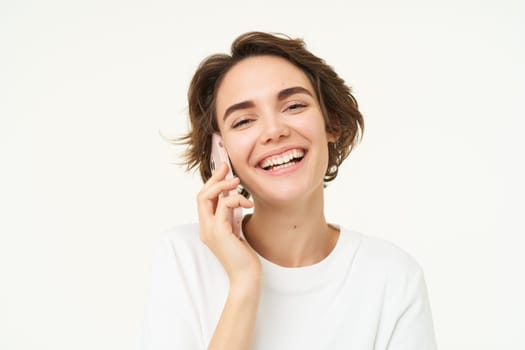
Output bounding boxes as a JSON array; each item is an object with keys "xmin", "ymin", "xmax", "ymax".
[{"xmin": 259, "ymin": 115, "xmax": 290, "ymax": 144}]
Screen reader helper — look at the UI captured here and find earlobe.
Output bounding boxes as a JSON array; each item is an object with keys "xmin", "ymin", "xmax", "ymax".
[
  {"xmin": 325, "ymin": 118, "xmax": 341, "ymax": 143},
  {"xmin": 327, "ymin": 132, "xmax": 338, "ymax": 143},
  {"xmin": 326, "ymin": 126, "xmax": 341, "ymax": 142}
]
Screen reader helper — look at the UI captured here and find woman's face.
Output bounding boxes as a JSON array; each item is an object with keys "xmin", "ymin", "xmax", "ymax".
[{"xmin": 215, "ymin": 55, "xmax": 336, "ymax": 205}]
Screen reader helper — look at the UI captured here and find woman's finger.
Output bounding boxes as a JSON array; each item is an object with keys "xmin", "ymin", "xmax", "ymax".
[
  {"xmin": 203, "ymin": 162, "xmax": 229, "ymax": 189},
  {"xmin": 197, "ymin": 176, "xmax": 240, "ymax": 213},
  {"xmin": 214, "ymin": 193, "xmax": 253, "ymax": 228},
  {"xmin": 196, "ymin": 163, "xmax": 241, "ymax": 234}
]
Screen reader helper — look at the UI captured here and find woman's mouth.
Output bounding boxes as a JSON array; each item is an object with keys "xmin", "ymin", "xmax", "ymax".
[{"xmin": 258, "ymin": 148, "xmax": 305, "ymax": 172}]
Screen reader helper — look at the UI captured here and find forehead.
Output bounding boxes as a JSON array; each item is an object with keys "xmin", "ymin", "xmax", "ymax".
[{"xmin": 216, "ymin": 55, "xmax": 315, "ymax": 114}]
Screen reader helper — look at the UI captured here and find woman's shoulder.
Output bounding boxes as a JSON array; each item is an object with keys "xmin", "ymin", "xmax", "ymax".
[
  {"xmin": 160, "ymin": 222, "xmax": 201, "ymax": 242},
  {"xmin": 154, "ymin": 223, "xmax": 208, "ymax": 256},
  {"xmin": 340, "ymin": 227, "xmax": 424, "ymax": 279},
  {"xmin": 152, "ymin": 223, "xmax": 223, "ymax": 272}
]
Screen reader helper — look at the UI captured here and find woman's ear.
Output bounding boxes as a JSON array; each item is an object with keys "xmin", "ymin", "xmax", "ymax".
[
  {"xmin": 326, "ymin": 120, "xmax": 341, "ymax": 143},
  {"xmin": 327, "ymin": 131, "xmax": 338, "ymax": 143}
]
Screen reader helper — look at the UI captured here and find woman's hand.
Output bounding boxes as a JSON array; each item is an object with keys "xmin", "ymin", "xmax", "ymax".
[
  {"xmin": 199, "ymin": 163, "xmax": 261, "ymax": 349},
  {"xmin": 197, "ymin": 163, "xmax": 261, "ymax": 287}
]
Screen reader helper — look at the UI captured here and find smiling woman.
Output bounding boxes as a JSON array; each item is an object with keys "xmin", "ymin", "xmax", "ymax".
[
  {"xmin": 141, "ymin": 32, "xmax": 437, "ymax": 350},
  {"xmin": 215, "ymin": 55, "xmax": 337, "ymax": 205}
]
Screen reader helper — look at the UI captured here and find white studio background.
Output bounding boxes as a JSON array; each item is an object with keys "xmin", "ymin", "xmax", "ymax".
[{"xmin": 1, "ymin": 0, "xmax": 523, "ymax": 349}]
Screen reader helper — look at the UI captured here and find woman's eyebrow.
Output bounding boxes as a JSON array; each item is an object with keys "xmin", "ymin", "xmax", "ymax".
[
  {"xmin": 277, "ymin": 86, "xmax": 313, "ymax": 100},
  {"xmin": 223, "ymin": 100, "xmax": 255, "ymax": 122}
]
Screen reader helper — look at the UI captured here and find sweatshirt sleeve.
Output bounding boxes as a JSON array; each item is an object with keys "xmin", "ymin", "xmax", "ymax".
[
  {"xmin": 140, "ymin": 233, "xmax": 203, "ymax": 350},
  {"xmin": 387, "ymin": 268, "xmax": 437, "ymax": 350}
]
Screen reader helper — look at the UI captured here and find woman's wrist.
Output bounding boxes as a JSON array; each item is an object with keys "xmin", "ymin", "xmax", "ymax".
[{"xmin": 229, "ymin": 273, "xmax": 262, "ymax": 300}]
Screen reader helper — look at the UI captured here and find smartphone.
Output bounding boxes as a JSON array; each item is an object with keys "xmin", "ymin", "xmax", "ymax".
[{"xmin": 210, "ymin": 133, "xmax": 242, "ymax": 236}]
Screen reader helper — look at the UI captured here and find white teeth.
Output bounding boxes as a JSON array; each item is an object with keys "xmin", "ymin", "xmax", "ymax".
[
  {"xmin": 271, "ymin": 161, "xmax": 295, "ymax": 171},
  {"xmin": 260, "ymin": 149, "xmax": 305, "ymax": 170}
]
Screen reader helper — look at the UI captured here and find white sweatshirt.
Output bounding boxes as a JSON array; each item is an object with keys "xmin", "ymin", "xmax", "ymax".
[{"xmin": 141, "ymin": 223, "xmax": 437, "ymax": 349}]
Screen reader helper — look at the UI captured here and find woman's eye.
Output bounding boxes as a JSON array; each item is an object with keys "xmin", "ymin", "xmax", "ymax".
[
  {"xmin": 285, "ymin": 103, "xmax": 306, "ymax": 112},
  {"xmin": 232, "ymin": 118, "xmax": 252, "ymax": 129}
]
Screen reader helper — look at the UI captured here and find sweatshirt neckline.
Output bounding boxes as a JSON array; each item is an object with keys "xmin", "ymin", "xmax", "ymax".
[{"xmin": 242, "ymin": 226, "xmax": 361, "ymax": 294}]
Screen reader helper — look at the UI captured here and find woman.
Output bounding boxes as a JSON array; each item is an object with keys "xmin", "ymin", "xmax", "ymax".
[{"xmin": 142, "ymin": 32, "xmax": 437, "ymax": 350}]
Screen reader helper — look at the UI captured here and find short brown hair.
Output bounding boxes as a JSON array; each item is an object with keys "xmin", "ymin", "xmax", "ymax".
[{"xmin": 178, "ymin": 31, "xmax": 364, "ymax": 183}]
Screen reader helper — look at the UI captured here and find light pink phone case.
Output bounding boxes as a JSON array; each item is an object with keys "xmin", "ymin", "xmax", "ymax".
[{"xmin": 210, "ymin": 133, "xmax": 242, "ymax": 236}]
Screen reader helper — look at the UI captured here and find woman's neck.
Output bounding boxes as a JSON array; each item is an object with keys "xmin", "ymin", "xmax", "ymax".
[{"xmin": 242, "ymin": 189, "xmax": 339, "ymax": 268}]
